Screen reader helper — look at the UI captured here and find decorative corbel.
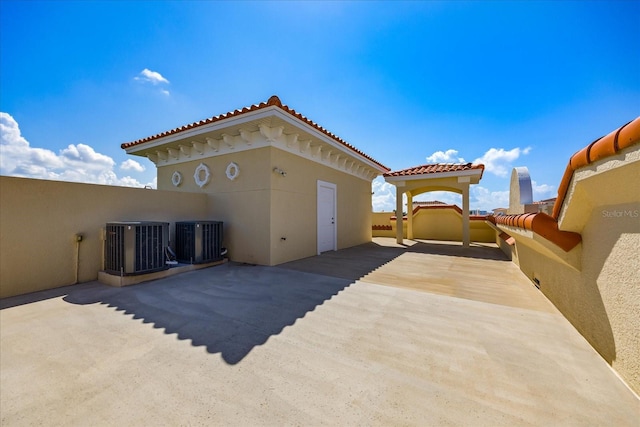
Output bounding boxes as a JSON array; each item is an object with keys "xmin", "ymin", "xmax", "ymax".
[
  {"xmin": 206, "ymin": 137, "xmax": 219, "ymax": 152},
  {"xmin": 271, "ymin": 125, "xmax": 284, "ymax": 141},
  {"xmin": 156, "ymin": 150, "xmax": 168, "ymax": 161},
  {"xmin": 239, "ymin": 129, "xmax": 252, "ymax": 145},
  {"xmin": 286, "ymin": 133, "xmax": 299, "ymax": 148},
  {"xmin": 168, "ymin": 148, "xmax": 180, "ymax": 160},
  {"xmin": 310, "ymin": 144, "xmax": 322, "ymax": 158},
  {"xmin": 259, "ymin": 124, "xmax": 284, "ymax": 142},
  {"xmin": 299, "ymin": 139, "xmax": 311, "ymax": 153},
  {"xmin": 146, "ymin": 153, "xmax": 158, "ymax": 164},
  {"xmin": 222, "ymin": 133, "xmax": 235, "ymax": 149},
  {"xmin": 179, "ymin": 145, "xmax": 191, "ymax": 157},
  {"xmin": 192, "ymin": 141, "xmax": 205, "ymax": 155}
]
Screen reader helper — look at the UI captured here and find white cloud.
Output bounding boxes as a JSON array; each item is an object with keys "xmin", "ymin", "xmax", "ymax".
[
  {"xmin": 120, "ymin": 159, "xmax": 145, "ymax": 172},
  {"xmin": 372, "ymin": 177, "xmax": 397, "ymax": 212},
  {"xmin": 414, "ymin": 191, "xmax": 462, "ymax": 206},
  {"xmin": 135, "ymin": 68, "xmax": 170, "ymax": 85},
  {"xmin": 470, "ymin": 186, "xmax": 510, "ymax": 211},
  {"xmin": 426, "ymin": 149, "xmax": 466, "ymax": 163},
  {"xmin": 134, "ymin": 68, "xmax": 171, "ymax": 96},
  {"xmin": 473, "ymin": 147, "xmax": 531, "ymax": 177},
  {"xmin": 0, "ymin": 112, "xmax": 155, "ymax": 188},
  {"xmin": 532, "ymin": 180, "xmax": 555, "ymax": 199}
]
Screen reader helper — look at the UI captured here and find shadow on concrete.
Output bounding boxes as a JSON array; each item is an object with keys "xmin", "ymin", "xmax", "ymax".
[
  {"xmin": 278, "ymin": 240, "xmax": 508, "ymax": 282},
  {"xmin": 406, "ymin": 240, "xmax": 510, "ymax": 261},
  {"xmin": 277, "ymin": 242, "xmax": 405, "ymax": 281},
  {"xmin": 60, "ymin": 263, "xmax": 353, "ymax": 364},
  {"xmin": 1, "ymin": 283, "xmax": 81, "ymax": 310},
  {"xmin": 3, "ymin": 239, "xmax": 508, "ymax": 365}
]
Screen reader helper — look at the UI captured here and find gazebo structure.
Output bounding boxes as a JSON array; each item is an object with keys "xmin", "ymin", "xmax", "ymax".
[{"xmin": 384, "ymin": 163, "xmax": 485, "ymax": 246}]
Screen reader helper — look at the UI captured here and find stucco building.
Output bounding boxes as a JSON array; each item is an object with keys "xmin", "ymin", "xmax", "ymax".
[{"xmin": 122, "ymin": 95, "xmax": 389, "ymax": 266}]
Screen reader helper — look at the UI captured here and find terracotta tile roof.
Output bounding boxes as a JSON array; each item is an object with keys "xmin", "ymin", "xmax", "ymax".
[
  {"xmin": 383, "ymin": 163, "xmax": 484, "ymax": 178},
  {"xmin": 532, "ymin": 198, "xmax": 556, "ymax": 205},
  {"xmin": 412, "ymin": 200, "xmax": 447, "ymax": 205},
  {"xmin": 493, "ymin": 212, "xmax": 581, "ymax": 252},
  {"xmin": 121, "ymin": 95, "xmax": 389, "ymax": 171},
  {"xmin": 372, "ymin": 225, "xmax": 392, "ymax": 231},
  {"xmin": 498, "ymin": 232, "xmax": 515, "ymax": 246},
  {"xmin": 552, "ymin": 116, "xmax": 640, "ymax": 219}
]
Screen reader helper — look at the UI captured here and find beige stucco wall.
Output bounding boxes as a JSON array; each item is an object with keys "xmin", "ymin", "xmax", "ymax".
[
  {"xmin": 371, "ymin": 212, "xmax": 396, "ymax": 238},
  {"xmin": 513, "ymin": 202, "xmax": 640, "ymax": 393},
  {"xmin": 503, "ymin": 147, "xmax": 640, "ymax": 394},
  {"xmin": 269, "ymin": 148, "xmax": 372, "ymax": 265},
  {"xmin": 158, "ymin": 147, "xmax": 272, "ymax": 265},
  {"xmin": 0, "ymin": 176, "xmax": 208, "ymax": 298},
  {"xmin": 157, "ymin": 146, "xmax": 373, "ymax": 266},
  {"xmin": 372, "ymin": 210, "xmax": 495, "ymax": 243},
  {"xmin": 504, "ymin": 145, "xmax": 640, "ymax": 393}
]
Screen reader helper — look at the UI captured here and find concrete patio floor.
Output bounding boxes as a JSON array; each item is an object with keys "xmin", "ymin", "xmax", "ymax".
[{"xmin": 1, "ymin": 238, "xmax": 638, "ymax": 426}]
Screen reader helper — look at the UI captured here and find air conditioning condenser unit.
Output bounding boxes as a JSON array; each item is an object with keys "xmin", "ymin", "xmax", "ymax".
[
  {"xmin": 105, "ymin": 221, "xmax": 169, "ymax": 275},
  {"xmin": 175, "ymin": 221, "xmax": 224, "ymax": 264}
]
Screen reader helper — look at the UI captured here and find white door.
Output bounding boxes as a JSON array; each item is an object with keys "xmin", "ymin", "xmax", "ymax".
[{"xmin": 317, "ymin": 181, "xmax": 336, "ymax": 254}]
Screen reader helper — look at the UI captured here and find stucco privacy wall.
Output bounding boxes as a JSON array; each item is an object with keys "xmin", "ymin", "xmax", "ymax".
[
  {"xmin": 513, "ymin": 203, "xmax": 639, "ymax": 393},
  {"xmin": 497, "ymin": 141, "xmax": 640, "ymax": 394},
  {"xmin": 0, "ymin": 176, "xmax": 208, "ymax": 298},
  {"xmin": 371, "ymin": 210, "xmax": 495, "ymax": 242}
]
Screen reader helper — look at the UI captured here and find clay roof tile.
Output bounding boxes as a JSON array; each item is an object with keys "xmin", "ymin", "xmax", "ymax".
[
  {"xmin": 493, "ymin": 212, "xmax": 582, "ymax": 252},
  {"xmin": 553, "ymin": 117, "xmax": 640, "ymax": 219},
  {"xmin": 121, "ymin": 95, "xmax": 388, "ymax": 171},
  {"xmin": 383, "ymin": 163, "xmax": 484, "ymax": 178}
]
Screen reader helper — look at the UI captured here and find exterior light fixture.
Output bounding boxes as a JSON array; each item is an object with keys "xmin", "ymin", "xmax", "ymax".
[{"xmin": 273, "ymin": 167, "xmax": 287, "ymax": 177}]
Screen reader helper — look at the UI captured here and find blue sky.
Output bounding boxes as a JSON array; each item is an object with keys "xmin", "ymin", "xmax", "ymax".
[{"xmin": 1, "ymin": 1, "xmax": 638, "ymax": 211}]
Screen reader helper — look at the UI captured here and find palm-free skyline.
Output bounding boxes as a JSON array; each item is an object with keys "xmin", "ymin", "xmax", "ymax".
[{"xmin": 1, "ymin": 1, "xmax": 638, "ymax": 211}]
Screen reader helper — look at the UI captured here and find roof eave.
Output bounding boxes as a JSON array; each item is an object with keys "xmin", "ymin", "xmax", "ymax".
[
  {"xmin": 123, "ymin": 106, "xmax": 281, "ymax": 154},
  {"xmin": 384, "ymin": 167, "xmax": 483, "ymax": 183},
  {"xmin": 124, "ymin": 105, "xmax": 389, "ymax": 175}
]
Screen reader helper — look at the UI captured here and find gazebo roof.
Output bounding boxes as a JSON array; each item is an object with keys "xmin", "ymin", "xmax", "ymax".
[
  {"xmin": 383, "ymin": 163, "xmax": 484, "ymax": 186},
  {"xmin": 383, "ymin": 163, "xmax": 484, "ymax": 179}
]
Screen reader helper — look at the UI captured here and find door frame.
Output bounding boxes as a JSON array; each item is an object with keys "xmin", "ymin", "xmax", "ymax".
[{"xmin": 317, "ymin": 180, "xmax": 337, "ymax": 255}]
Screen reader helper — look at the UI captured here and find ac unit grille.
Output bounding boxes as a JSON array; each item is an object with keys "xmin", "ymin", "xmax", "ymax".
[
  {"xmin": 105, "ymin": 224, "xmax": 124, "ymax": 273},
  {"xmin": 135, "ymin": 224, "xmax": 166, "ymax": 272},
  {"xmin": 176, "ymin": 221, "xmax": 223, "ymax": 264},
  {"xmin": 105, "ymin": 222, "xmax": 169, "ymax": 275}
]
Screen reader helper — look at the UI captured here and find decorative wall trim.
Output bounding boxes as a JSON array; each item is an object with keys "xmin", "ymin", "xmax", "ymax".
[
  {"xmin": 225, "ymin": 162, "xmax": 240, "ymax": 181},
  {"xmin": 145, "ymin": 130, "xmax": 379, "ymax": 181},
  {"xmin": 171, "ymin": 171, "xmax": 182, "ymax": 187},
  {"xmin": 194, "ymin": 163, "xmax": 211, "ymax": 188}
]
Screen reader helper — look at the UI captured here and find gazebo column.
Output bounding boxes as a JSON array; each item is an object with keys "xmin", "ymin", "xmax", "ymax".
[
  {"xmin": 406, "ymin": 192, "xmax": 414, "ymax": 240},
  {"xmin": 395, "ymin": 183, "xmax": 404, "ymax": 244},
  {"xmin": 460, "ymin": 180, "xmax": 470, "ymax": 247}
]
